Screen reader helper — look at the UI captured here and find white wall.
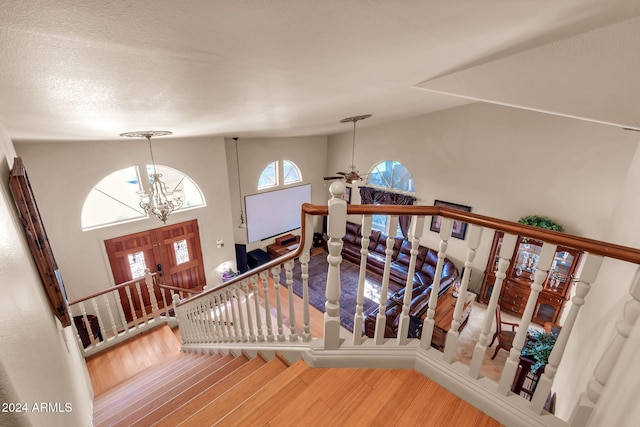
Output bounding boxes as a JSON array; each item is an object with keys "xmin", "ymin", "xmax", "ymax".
[
  {"xmin": 225, "ymin": 135, "xmax": 328, "ymax": 254},
  {"xmin": 555, "ymin": 141, "xmax": 640, "ymax": 423},
  {"xmin": 0, "ymin": 125, "xmax": 92, "ymax": 427},
  {"xmin": 327, "ymin": 103, "xmax": 638, "ymax": 290},
  {"xmin": 16, "ymin": 136, "xmax": 236, "ymax": 300}
]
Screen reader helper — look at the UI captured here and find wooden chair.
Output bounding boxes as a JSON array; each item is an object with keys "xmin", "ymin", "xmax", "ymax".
[{"xmin": 489, "ymin": 305, "xmax": 519, "ymax": 359}]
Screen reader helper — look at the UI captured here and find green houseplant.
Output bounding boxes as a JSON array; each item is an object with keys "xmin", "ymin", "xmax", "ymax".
[
  {"xmin": 521, "ymin": 329, "xmax": 558, "ymax": 373},
  {"xmin": 518, "ymin": 215, "xmax": 564, "ymax": 232}
]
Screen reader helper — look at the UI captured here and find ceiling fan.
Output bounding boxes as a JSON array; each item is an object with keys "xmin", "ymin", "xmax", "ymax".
[{"xmin": 324, "ymin": 114, "xmax": 372, "ymax": 184}]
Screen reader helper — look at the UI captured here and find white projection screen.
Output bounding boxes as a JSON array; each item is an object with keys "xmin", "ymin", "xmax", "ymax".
[{"xmin": 245, "ymin": 184, "xmax": 311, "ymax": 243}]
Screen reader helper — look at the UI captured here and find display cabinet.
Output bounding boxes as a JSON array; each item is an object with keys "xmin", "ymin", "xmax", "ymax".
[{"xmin": 479, "ymin": 231, "xmax": 581, "ymax": 325}]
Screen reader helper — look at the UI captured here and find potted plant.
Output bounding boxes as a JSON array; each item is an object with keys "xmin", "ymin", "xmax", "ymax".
[
  {"xmin": 519, "ymin": 215, "xmax": 564, "ymax": 232},
  {"xmin": 521, "ymin": 329, "xmax": 558, "ymax": 373}
]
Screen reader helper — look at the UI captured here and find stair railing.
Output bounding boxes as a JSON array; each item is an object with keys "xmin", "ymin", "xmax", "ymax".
[
  {"xmin": 68, "ymin": 270, "xmax": 201, "ymax": 356},
  {"xmin": 174, "ymin": 181, "xmax": 640, "ymax": 427}
]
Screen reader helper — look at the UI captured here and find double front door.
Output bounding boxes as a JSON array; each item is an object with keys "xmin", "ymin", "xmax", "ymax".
[{"xmin": 104, "ymin": 219, "xmax": 206, "ymax": 321}]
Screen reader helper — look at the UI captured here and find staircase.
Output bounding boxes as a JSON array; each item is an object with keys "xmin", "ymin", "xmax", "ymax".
[{"xmin": 92, "ymin": 342, "xmax": 501, "ymax": 426}]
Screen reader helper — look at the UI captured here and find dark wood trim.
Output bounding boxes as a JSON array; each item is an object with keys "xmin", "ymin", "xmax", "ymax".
[{"xmin": 9, "ymin": 157, "xmax": 71, "ymax": 327}]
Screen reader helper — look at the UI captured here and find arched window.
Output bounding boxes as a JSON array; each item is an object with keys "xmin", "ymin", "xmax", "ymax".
[
  {"xmin": 257, "ymin": 161, "xmax": 278, "ymax": 190},
  {"xmin": 283, "ymin": 160, "xmax": 302, "ymax": 185},
  {"xmin": 364, "ymin": 160, "xmax": 415, "ymax": 237},
  {"xmin": 367, "ymin": 160, "xmax": 414, "ymax": 193},
  {"xmin": 257, "ymin": 160, "xmax": 302, "ymax": 190},
  {"xmin": 81, "ymin": 165, "xmax": 205, "ymax": 231}
]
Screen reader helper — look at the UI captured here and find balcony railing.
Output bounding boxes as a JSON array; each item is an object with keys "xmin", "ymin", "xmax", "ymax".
[
  {"xmin": 68, "ymin": 272, "xmax": 200, "ymax": 357},
  {"xmin": 171, "ymin": 181, "xmax": 640, "ymax": 427}
]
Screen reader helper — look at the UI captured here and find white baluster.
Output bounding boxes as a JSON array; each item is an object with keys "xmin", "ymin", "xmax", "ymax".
[
  {"xmin": 159, "ymin": 285, "xmax": 169, "ymax": 316},
  {"xmin": 204, "ymin": 298, "xmax": 214, "ymax": 343},
  {"xmin": 233, "ymin": 287, "xmax": 248, "ymax": 342},
  {"xmin": 531, "ymin": 254, "xmax": 603, "ymax": 413},
  {"xmin": 374, "ymin": 215, "xmax": 399, "ymax": 345},
  {"xmin": 125, "ymin": 285, "xmax": 138, "ymax": 326},
  {"xmin": 260, "ymin": 270, "xmax": 275, "ymax": 342},
  {"xmin": 172, "ymin": 294, "xmax": 185, "ymax": 344},
  {"xmin": 251, "ymin": 275, "xmax": 265, "ymax": 342},
  {"xmin": 78, "ymin": 302, "xmax": 96, "ymax": 347},
  {"xmin": 443, "ymin": 225, "xmax": 483, "ymax": 363},
  {"xmin": 203, "ymin": 295, "xmax": 215, "ymax": 343},
  {"xmin": 134, "ymin": 281, "xmax": 148, "ymax": 322},
  {"xmin": 284, "ymin": 259, "xmax": 298, "ymax": 342},
  {"xmin": 353, "ymin": 215, "xmax": 372, "ymax": 345},
  {"xmin": 145, "ymin": 269, "xmax": 159, "ymax": 317},
  {"xmin": 102, "ymin": 294, "xmax": 118, "ymax": 339},
  {"xmin": 421, "ymin": 217, "xmax": 453, "ymax": 349},
  {"xmin": 211, "ymin": 293, "xmax": 225, "ymax": 342},
  {"xmin": 498, "ymin": 242, "xmax": 557, "ymax": 394},
  {"xmin": 221, "ymin": 291, "xmax": 234, "ymax": 341},
  {"xmin": 301, "ymin": 216, "xmax": 313, "ymax": 342},
  {"xmin": 397, "ymin": 216, "xmax": 424, "ymax": 345},
  {"xmin": 113, "ymin": 289, "xmax": 130, "ymax": 333},
  {"xmin": 242, "ymin": 279, "xmax": 257, "ymax": 342},
  {"xmin": 90, "ymin": 298, "xmax": 106, "ymax": 345},
  {"xmin": 571, "ymin": 263, "xmax": 640, "ymax": 425},
  {"xmin": 227, "ymin": 289, "xmax": 240, "ymax": 341},
  {"xmin": 271, "ymin": 265, "xmax": 286, "ymax": 342},
  {"xmin": 470, "ymin": 233, "xmax": 518, "ymax": 379}
]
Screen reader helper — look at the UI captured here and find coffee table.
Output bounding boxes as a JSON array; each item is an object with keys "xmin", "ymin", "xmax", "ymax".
[{"xmin": 426, "ymin": 287, "xmax": 475, "ymax": 349}]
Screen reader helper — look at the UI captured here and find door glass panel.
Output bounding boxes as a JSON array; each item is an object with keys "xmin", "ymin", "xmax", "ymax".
[
  {"xmin": 127, "ymin": 251, "xmax": 147, "ymax": 279},
  {"xmin": 174, "ymin": 239, "xmax": 190, "ymax": 265}
]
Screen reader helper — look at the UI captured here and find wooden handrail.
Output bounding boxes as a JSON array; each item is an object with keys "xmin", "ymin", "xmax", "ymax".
[
  {"xmin": 305, "ymin": 203, "xmax": 640, "ymax": 263},
  {"xmin": 157, "ymin": 283, "xmax": 202, "ymax": 294},
  {"xmin": 68, "ymin": 273, "xmax": 158, "ymax": 306},
  {"xmin": 175, "ymin": 202, "xmax": 640, "ymax": 308}
]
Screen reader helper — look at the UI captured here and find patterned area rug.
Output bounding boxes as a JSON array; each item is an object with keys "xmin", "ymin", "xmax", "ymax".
[{"xmin": 281, "ymin": 252, "xmax": 390, "ymax": 332}]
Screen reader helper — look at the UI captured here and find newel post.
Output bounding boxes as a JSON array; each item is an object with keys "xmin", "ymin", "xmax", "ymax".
[{"xmin": 324, "ymin": 181, "xmax": 347, "ymax": 350}]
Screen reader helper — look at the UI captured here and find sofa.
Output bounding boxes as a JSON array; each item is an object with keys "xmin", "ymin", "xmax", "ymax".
[{"xmin": 340, "ymin": 221, "xmax": 459, "ymax": 338}]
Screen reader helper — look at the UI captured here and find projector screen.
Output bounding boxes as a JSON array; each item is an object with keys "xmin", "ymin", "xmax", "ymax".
[{"xmin": 245, "ymin": 184, "xmax": 311, "ymax": 243}]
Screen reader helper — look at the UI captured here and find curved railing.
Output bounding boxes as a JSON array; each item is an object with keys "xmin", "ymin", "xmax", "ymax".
[{"xmin": 173, "ymin": 184, "xmax": 640, "ymax": 427}]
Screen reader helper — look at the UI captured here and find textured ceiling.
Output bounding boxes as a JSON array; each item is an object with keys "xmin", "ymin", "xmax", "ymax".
[{"xmin": 1, "ymin": 0, "xmax": 639, "ymax": 141}]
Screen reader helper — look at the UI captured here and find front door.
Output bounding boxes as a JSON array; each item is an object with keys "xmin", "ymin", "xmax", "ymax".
[{"xmin": 104, "ymin": 219, "xmax": 206, "ymax": 321}]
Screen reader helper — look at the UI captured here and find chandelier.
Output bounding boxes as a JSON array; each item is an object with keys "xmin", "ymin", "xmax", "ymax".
[{"xmin": 120, "ymin": 130, "xmax": 183, "ymax": 223}]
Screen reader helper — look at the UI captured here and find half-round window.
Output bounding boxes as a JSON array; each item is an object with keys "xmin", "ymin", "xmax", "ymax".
[
  {"xmin": 283, "ymin": 160, "xmax": 302, "ymax": 185},
  {"xmin": 257, "ymin": 161, "xmax": 278, "ymax": 190},
  {"xmin": 81, "ymin": 165, "xmax": 205, "ymax": 231},
  {"xmin": 367, "ymin": 160, "xmax": 415, "ymax": 193},
  {"xmin": 257, "ymin": 160, "xmax": 302, "ymax": 190}
]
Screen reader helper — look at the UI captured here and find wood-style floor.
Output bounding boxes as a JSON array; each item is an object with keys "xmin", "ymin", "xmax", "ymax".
[{"xmin": 88, "ymin": 325, "xmax": 502, "ymax": 426}]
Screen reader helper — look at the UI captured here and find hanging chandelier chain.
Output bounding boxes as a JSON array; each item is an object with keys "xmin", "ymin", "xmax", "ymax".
[
  {"xmin": 338, "ymin": 114, "xmax": 372, "ymax": 180},
  {"xmin": 119, "ymin": 130, "xmax": 180, "ymax": 223},
  {"xmin": 146, "ymin": 135, "xmax": 158, "ymax": 175}
]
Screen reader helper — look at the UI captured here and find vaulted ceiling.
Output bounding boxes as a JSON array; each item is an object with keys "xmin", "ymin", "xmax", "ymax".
[{"xmin": 2, "ymin": 0, "xmax": 640, "ymax": 141}]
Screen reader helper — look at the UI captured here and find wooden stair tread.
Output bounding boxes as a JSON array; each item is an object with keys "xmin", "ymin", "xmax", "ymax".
[
  {"xmin": 214, "ymin": 359, "xmax": 313, "ymax": 427},
  {"xmin": 151, "ymin": 353, "xmax": 258, "ymax": 427},
  {"xmin": 88, "ymin": 325, "xmax": 182, "ymax": 396},
  {"xmin": 93, "ymin": 350, "xmax": 203, "ymax": 405},
  {"xmin": 94, "ymin": 352, "xmax": 214, "ymax": 421},
  {"xmin": 176, "ymin": 356, "xmax": 288, "ymax": 427},
  {"xmin": 102, "ymin": 353, "xmax": 236, "ymax": 427}
]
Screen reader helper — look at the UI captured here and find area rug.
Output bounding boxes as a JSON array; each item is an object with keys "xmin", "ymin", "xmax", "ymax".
[{"xmin": 280, "ymin": 252, "xmax": 389, "ymax": 332}]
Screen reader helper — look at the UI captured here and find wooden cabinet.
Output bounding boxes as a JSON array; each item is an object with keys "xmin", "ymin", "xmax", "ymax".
[{"xmin": 479, "ymin": 231, "xmax": 581, "ymax": 325}]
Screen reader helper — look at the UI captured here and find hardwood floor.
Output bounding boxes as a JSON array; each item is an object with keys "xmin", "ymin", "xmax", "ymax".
[
  {"xmin": 86, "ymin": 324, "xmax": 182, "ymax": 396},
  {"xmin": 88, "ymin": 326, "xmax": 502, "ymax": 426}
]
